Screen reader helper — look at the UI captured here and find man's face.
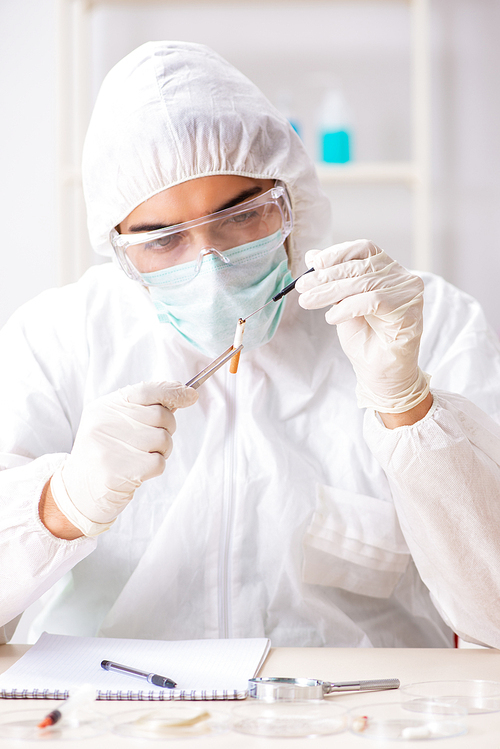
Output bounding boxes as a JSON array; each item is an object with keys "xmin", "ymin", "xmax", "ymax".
[{"xmin": 118, "ymin": 175, "xmax": 276, "ymax": 274}]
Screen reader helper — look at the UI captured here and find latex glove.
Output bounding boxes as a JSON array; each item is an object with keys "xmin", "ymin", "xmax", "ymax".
[
  {"xmin": 295, "ymin": 240, "xmax": 430, "ymax": 413},
  {"xmin": 50, "ymin": 381, "xmax": 198, "ymax": 537}
]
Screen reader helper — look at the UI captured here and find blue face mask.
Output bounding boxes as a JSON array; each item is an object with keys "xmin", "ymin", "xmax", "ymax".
[{"xmin": 141, "ymin": 231, "xmax": 293, "ymax": 358}]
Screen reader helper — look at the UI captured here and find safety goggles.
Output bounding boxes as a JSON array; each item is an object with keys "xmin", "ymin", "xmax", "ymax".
[{"xmin": 110, "ymin": 181, "xmax": 293, "ymax": 286}]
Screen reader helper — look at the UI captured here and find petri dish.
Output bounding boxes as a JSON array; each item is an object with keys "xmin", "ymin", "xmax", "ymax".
[
  {"xmin": 231, "ymin": 699, "xmax": 347, "ymax": 738},
  {"xmin": 402, "ymin": 680, "xmax": 500, "ymax": 714},
  {"xmin": 0, "ymin": 708, "xmax": 108, "ymax": 741},
  {"xmin": 349, "ymin": 701, "xmax": 467, "ymax": 741},
  {"xmin": 111, "ymin": 704, "xmax": 229, "ymax": 740}
]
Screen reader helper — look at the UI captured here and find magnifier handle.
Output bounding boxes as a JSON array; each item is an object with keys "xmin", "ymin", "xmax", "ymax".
[{"xmin": 324, "ymin": 678, "xmax": 400, "ymax": 694}]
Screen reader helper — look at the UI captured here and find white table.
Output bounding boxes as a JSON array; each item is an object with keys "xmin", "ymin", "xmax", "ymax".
[{"xmin": 2, "ymin": 644, "xmax": 500, "ymax": 747}]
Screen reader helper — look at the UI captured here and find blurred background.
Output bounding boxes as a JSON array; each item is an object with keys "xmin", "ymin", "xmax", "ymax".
[{"xmin": 1, "ymin": 0, "xmax": 499, "ymax": 331}]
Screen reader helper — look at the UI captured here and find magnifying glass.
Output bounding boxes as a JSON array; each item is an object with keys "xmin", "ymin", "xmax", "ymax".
[{"xmin": 248, "ymin": 676, "xmax": 400, "ymax": 701}]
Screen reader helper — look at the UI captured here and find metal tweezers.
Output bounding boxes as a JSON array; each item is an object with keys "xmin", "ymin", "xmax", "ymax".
[{"xmin": 185, "ymin": 345, "xmax": 243, "ymax": 389}]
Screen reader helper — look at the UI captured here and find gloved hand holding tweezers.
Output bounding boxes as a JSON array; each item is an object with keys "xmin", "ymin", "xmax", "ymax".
[{"xmin": 50, "ymin": 346, "xmax": 241, "ymax": 537}]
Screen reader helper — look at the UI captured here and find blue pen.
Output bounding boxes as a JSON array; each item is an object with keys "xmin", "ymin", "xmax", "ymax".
[{"xmin": 101, "ymin": 659, "xmax": 177, "ymax": 689}]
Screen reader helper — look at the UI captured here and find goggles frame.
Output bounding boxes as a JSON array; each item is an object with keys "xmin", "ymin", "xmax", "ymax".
[{"xmin": 110, "ymin": 181, "xmax": 293, "ymax": 286}]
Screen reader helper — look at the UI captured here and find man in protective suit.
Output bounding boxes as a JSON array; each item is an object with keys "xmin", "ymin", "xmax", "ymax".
[{"xmin": 2, "ymin": 42, "xmax": 500, "ymax": 649}]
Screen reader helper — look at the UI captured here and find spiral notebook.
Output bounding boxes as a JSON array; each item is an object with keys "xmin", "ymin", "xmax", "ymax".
[{"xmin": 0, "ymin": 632, "xmax": 270, "ymax": 701}]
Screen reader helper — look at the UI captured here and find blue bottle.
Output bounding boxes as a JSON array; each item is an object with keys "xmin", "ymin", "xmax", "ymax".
[{"xmin": 318, "ymin": 89, "xmax": 352, "ymax": 164}]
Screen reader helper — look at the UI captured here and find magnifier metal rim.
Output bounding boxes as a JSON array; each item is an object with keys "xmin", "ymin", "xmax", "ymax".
[{"xmin": 248, "ymin": 677, "xmax": 326, "ymax": 701}]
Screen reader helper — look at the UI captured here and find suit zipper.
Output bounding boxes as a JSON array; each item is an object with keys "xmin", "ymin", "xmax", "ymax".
[{"xmin": 218, "ymin": 369, "xmax": 236, "ymax": 638}]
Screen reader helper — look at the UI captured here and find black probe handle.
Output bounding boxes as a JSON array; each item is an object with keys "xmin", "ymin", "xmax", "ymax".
[{"xmin": 272, "ymin": 266, "xmax": 315, "ymax": 302}]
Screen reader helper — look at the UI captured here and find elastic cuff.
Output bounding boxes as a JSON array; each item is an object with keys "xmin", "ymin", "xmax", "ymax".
[
  {"xmin": 50, "ymin": 467, "xmax": 115, "ymax": 538},
  {"xmin": 356, "ymin": 369, "xmax": 431, "ymax": 414}
]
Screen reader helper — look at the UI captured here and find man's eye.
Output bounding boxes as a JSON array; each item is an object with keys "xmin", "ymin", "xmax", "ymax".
[
  {"xmin": 144, "ymin": 234, "xmax": 180, "ymax": 251},
  {"xmin": 226, "ymin": 210, "xmax": 259, "ymax": 225}
]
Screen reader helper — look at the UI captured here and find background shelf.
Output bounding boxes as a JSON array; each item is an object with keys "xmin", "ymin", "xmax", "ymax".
[{"xmin": 316, "ymin": 162, "xmax": 418, "ymax": 185}]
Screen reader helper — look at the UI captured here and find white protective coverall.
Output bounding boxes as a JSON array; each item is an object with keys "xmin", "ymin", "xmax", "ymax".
[{"xmin": 2, "ymin": 42, "xmax": 500, "ymax": 648}]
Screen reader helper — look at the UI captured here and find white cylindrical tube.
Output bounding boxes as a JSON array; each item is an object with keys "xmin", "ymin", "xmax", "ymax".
[{"xmin": 230, "ymin": 319, "xmax": 245, "ymax": 374}]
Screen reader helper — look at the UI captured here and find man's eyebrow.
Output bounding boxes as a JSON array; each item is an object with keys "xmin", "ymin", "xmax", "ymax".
[
  {"xmin": 216, "ymin": 186, "xmax": 263, "ymax": 212},
  {"xmin": 127, "ymin": 222, "xmax": 173, "ymax": 233},
  {"xmin": 126, "ymin": 186, "xmax": 264, "ymax": 234}
]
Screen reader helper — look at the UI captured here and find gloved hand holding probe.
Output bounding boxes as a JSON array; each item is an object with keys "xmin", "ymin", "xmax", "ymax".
[
  {"xmin": 50, "ymin": 382, "xmax": 198, "ymax": 537},
  {"xmin": 295, "ymin": 240, "xmax": 430, "ymax": 414}
]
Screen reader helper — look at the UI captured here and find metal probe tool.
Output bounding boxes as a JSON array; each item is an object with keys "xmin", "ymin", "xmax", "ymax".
[
  {"xmin": 184, "ymin": 268, "xmax": 314, "ymax": 386},
  {"xmin": 243, "ymin": 266, "xmax": 315, "ymax": 321}
]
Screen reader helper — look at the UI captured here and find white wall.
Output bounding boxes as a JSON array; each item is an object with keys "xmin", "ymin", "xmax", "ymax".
[
  {"xmin": 1, "ymin": 0, "xmax": 499, "ymax": 332},
  {"xmin": 0, "ymin": 0, "xmax": 58, "ymax": 327},
  {"xmin": 431, "ymin": 0, "xmax": 500, "ymax": 324}
]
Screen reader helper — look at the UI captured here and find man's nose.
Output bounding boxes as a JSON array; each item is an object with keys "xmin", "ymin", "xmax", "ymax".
[{"xmin": 187, "ymin": 226, "xmax": 218, "ymax": 253}]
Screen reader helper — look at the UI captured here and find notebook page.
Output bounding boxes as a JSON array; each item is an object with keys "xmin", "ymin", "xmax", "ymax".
[{"xmin": 0, "ymin": 632, "xmax": 270, "ymax": 699}]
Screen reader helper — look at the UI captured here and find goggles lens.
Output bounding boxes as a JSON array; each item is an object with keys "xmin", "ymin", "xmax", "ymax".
[{"xmin": 110, "ymin": 182, "xmax": 292, "ymax": 286}]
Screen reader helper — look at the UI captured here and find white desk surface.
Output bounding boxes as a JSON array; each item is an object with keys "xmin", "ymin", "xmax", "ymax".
[{"xmin": 1, "ymin": 644, "xmax": 500, "ymax": 747}]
